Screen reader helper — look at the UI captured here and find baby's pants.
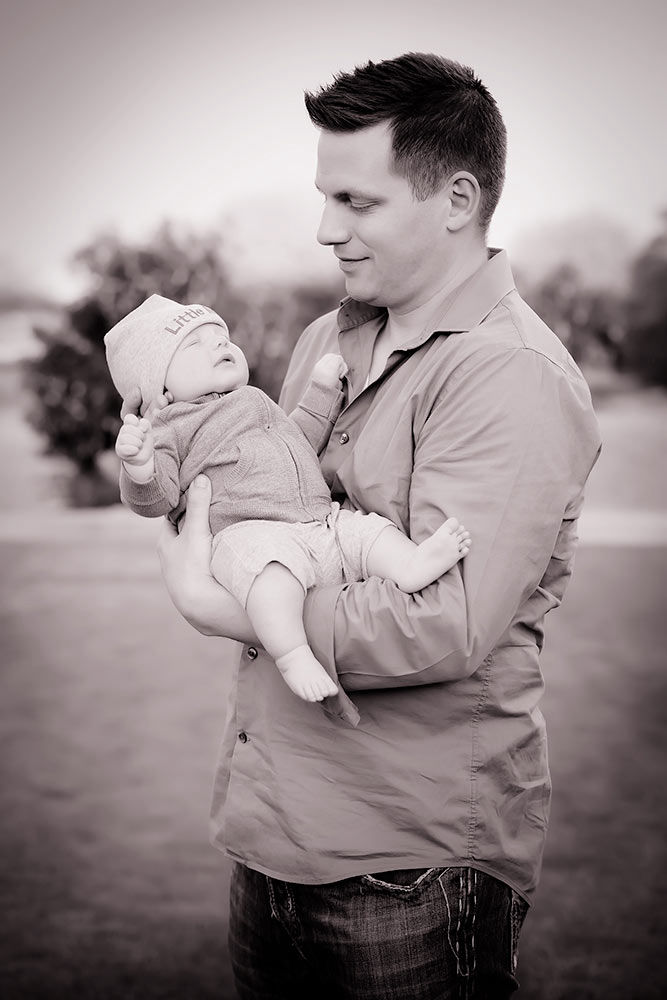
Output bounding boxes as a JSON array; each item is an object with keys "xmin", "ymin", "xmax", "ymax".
[{"xmin": 210, "ymin": 505, "xmax": 393, "ymax": 607}]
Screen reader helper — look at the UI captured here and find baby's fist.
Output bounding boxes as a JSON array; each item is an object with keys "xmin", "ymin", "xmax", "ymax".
[
  {"xmin": 312, "ymin": 353, "xmax": 348, "ymax": 388},
  {"xmin": 115, "ymin": 413, "xmax": 154, "ymax": 466}
]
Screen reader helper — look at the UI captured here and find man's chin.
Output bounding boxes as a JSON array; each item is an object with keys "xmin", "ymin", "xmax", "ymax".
[{"xmin": 344, "ymin": 277, "xmax": 377, "ymax": 304}]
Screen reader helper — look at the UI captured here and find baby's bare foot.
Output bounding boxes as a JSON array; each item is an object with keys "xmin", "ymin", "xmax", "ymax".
[
  {"xmin": 437, "ymin": 517, "xmax": 471, "ymax": 562},
  {"xmin": 398, "ymin": 517, "xmax": 472, "ymax": 593},
  {"xmin": 275, "ymin": 645, "xmax": 338, "ymax": 702}
]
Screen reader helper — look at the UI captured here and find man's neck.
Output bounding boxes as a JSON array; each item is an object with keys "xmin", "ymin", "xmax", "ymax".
[{"xmin": 385, "ymin": 244, "xmax": 488, "ymax": 346}]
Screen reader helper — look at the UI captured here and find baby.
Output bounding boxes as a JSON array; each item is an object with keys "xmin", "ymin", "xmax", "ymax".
[{"xmin": 105, "ymin": 295, "xmax": 471, "ymax": 704}]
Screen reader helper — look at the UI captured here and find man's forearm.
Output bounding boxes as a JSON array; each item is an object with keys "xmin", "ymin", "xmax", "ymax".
[{"xmin": 173, "ymin": 573, "xmax": 258, "ymax": 643}]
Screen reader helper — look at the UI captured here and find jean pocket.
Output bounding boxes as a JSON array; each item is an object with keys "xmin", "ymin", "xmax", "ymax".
[{"xmin": 361, "ymin": 866, "xmax": 448, "ymax": 894}]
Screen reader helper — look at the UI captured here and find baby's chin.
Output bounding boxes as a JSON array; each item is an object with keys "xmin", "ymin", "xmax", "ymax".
[{"xmin": 212, "ymin": 374, "xmax": 249, "ymax": 393}]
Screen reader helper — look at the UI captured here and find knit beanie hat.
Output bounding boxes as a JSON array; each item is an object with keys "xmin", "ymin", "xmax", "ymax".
[{"xmin": 104, "ymin": 294, "xmax": 228, "ymax": 407}]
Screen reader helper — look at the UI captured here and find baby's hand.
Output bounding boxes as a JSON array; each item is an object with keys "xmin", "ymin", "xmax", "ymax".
[
  {"xmin": 312, "ymin": 353, "xmax": 348, "ymax": 388},
  {"xmin": 115, "ymin": 414, "xmax": 155, "ymax": 467}
]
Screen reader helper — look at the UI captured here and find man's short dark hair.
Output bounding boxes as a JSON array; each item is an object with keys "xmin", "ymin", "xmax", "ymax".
[{"xmin": 305, "ymin": 52, "xmax": 507, "ymax": 232}]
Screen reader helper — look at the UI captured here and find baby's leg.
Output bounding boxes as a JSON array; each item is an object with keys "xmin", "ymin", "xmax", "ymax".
[
  {"xmin": 245, "ymin": 562, "xmax": 338, "ymax": 702},
  {"xmin": 366, "ymin": 519, "xmax": 471, "ymax": 593}
]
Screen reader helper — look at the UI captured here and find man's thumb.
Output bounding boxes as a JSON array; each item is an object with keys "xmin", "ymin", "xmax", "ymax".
[{"xmin": 183, "ymin": 476, "xmax": 212, "ymax": 534}]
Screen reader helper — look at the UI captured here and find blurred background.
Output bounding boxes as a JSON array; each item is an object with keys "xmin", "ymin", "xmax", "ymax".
[{"xmin": 1, "ymin": 0, "xmax": 666, "ymax": 997}]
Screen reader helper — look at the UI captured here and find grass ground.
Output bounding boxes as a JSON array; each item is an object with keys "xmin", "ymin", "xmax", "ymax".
[{"xmin": 1, "ymin": 372, "xmax": 666, "ymax": 998}]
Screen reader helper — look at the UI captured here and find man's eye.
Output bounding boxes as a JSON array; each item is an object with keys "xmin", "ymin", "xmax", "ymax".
[{"xmin": 351, "ymin": 202, "xmax": 374, "ymax": 212}]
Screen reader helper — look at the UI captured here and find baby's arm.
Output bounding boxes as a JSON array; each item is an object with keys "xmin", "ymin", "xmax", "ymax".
[
  {"xmin": 116, "ymin": 415, "xmax": 181, "ymax": 517},
  {"xmin": 289, "ymin": 353, "xmax": 347, "ymax": 455}
]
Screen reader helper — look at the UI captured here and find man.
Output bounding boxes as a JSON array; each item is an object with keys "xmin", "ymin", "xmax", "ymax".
[{"xmin": 154, "ymin": 53, "xmax": 601, "ymax": 998}]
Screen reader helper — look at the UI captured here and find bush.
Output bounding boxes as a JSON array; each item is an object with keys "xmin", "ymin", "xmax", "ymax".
[{"xmin": 24, "ymin": 224, "xmax": 243, "ymax": 477}]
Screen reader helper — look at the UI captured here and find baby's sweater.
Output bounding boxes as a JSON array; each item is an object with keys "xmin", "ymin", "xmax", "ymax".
[{"xmin": 120, "ymin": 380, "xmax": 343, "ymax": 535}]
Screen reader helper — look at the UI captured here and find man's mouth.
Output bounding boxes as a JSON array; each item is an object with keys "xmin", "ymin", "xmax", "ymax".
[{"xmin": 337, "ymin": 256, "xmax": 368, "ymax": 272}]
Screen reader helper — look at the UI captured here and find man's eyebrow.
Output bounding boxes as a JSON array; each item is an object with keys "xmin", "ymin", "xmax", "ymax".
[{"xmin": 315, "ymin": 181, "xmax": 376, "ymax": 200}]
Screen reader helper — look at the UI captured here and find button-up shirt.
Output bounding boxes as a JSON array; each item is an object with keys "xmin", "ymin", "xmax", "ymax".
[{"xmin": 209, "ymin": 249, "xmax": 601, "ymax": 902}]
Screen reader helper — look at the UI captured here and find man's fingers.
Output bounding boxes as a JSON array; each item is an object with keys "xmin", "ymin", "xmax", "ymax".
[
  {"xmin": 157, "ymin": 515, "xmax": 178, "ymax": 551},
  {"xmin": 123, "ymin": 413, "xmax": 140, "ymax": 427},
  {"xmin": 144, "ymin": 392, "xmax": 171, "ymax": 423},
  {"xmin": 120, "ymin": 387, "xmax": 143, "ymax": 420},
  {"xmin": 181, "ymin": 476, "xmax": 213, "ymax": 538}
]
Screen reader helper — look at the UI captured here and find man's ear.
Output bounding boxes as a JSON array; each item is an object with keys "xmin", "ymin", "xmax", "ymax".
[{"xmin": 446, "ymin": 171, "xmax": 482, "ymax": 232}]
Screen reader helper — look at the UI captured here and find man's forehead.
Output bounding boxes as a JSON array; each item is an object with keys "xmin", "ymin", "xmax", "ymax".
[{"xmin": 315, "ymin": 123, "xmax": 399, "ymax": 192}]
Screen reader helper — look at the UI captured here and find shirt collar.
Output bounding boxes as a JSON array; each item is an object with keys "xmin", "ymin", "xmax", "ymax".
[{"xmin": 336, "ymin": 248, "xmax": 516, "ymax": 342}]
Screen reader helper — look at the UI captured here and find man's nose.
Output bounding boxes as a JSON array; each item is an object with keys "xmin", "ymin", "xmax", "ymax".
[{"xmin": 317, "ymin": 201, "xmax": 350, "ymax": 247}]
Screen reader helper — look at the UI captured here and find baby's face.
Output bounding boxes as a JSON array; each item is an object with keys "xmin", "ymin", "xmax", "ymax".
[{"xmin": 165, "ymin": 322, "xmax": 249, "ymax": 402}]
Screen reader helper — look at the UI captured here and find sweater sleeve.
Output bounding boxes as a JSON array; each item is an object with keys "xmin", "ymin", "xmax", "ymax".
[
  {"xmin": 289, "ymin": 377, "xmax": 345, "ymax": 455},
  {"xmin": 119, "ymin": 421, "xmax": 182, "ymax": 518}
]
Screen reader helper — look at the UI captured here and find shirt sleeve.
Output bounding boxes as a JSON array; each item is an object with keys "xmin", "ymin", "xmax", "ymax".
[
  {"xmin": 303, "ymin": 346, "xmax": 598, "ymax": 689},
  {"xmin": 289, "ymin": 377, "xmax": 345, "ymax": 456},
  {"xmin": 119, "ymin": 421, "xmax": 182, "ymax": 518}
]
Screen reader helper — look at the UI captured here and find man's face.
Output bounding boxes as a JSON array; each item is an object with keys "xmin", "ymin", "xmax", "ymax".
[
  {"xmin": 164, "ymin": 322, "xmax": 249, "ymax": 402},
  {"xmin": 315, "ymin": 123, "xmax": 453, "ymax": 313}
]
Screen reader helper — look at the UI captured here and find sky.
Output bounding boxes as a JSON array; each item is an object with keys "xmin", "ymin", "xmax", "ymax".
[{"xmin": 2, "ymin": 0, "xmax": 666, "ymax": 299}]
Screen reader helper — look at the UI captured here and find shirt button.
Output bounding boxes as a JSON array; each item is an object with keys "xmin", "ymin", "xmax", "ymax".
[
  {"xmin": 238, "ymin": 731, "xmax": 248, "ymax": 743},
  {"xmin": 246, "ymin": 646, "xmax": 258, "ymax": 660},
  {"xmin": 339, "ymin": 432, "xmax": 350, "ymax": 445}
]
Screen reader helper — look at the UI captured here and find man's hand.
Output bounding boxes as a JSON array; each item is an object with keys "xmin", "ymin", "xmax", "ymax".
[
  {"xmin": 311, "ymin": 353, "xmax": 348, "ymax": 389},
  {"xmin": 120, "ymin": 385, "xmax": 173, "ymax": 422},
  {"xmin": 157, "ymin": 475, "xmax": 257, "ymax": 644}
]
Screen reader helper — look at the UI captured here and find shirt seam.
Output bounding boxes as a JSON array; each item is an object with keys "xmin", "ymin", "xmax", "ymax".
[
  {"xmin": 497, "ymin": 301, "xmax": 571, "ymax": 376},
  {"xmin": 466, "ymin": 653, "xmax": 493, "ymax": 860}
]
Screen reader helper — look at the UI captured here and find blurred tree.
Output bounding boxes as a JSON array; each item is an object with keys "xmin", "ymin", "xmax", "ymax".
[
  {"xmin": 24, "ymin": 224, "xmax": 341, "ymax": 505},
  {"xmin": 24, "ymin": 224, "xmax": 243, "ymax": 501},
  {"xmin": 237, "ymin": 282, "xmax": 342, "ymax": 402},
  {"xmin": 526, "ymin": 264, "xmax": 626, "ymax": 368},
  {"xmin": 623, "ymin": 212, "xmax": 667, "ymax": 386}
]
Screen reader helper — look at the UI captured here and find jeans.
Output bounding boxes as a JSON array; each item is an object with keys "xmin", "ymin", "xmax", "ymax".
[{"xmin": 228, "ymin": 862, "xmax": 529, "ymax": 999}]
